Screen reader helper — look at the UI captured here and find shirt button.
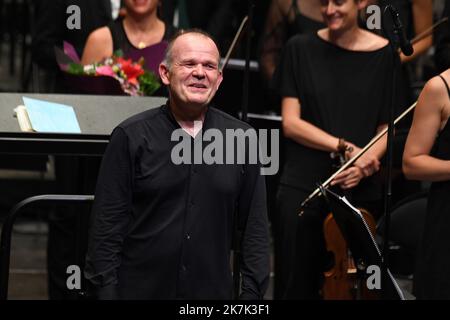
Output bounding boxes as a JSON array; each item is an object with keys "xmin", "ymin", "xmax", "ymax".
[{"xmin": 186, "ymin": 234, "xmax": 191, "ymax": 240}]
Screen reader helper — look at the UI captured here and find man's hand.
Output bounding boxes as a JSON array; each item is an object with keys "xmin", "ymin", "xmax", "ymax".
[
  {"xmin": 345, "ymin": 142, "xmax": 380, "ymax": 177},
  {"xmin": 331, "ymin": 166, "xmax": 365, "ymax": 190}
]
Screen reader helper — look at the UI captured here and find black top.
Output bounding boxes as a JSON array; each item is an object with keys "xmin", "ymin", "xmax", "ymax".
[
  {"xmin": 287, "ymin": 0, "xmax": 325, "ymax": 39},
  {"xmin": 85, "ymin": 103, "xmax": 270, "ymax": 299},
  {"xmin": 414, "ymin": 76, "xmax": 450, "ymax": 299},
  {"xmin": 107, "ymin": 17, "xmax": 177, "ymax": 54},
  {"xmin": 259, "ymin": 0, "xmax": 324, "ymax": 80},
  {"xmin": 159, "ymin": 0, "xmax": 234, "ymax": 53},
  {"xmin": 272, "ymin": 33, "xmax": 392, "ymax": 200}
]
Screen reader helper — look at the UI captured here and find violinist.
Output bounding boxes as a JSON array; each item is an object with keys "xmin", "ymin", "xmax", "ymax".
[
  {"xmin": 271, "ymin": 0, "xmax": 392, "ymax": 299},
  {"xmin": 403, "ymin": 69, "xmax": 450, "ymax": 299}
]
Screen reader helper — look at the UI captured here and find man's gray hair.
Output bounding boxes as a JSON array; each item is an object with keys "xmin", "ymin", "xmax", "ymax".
[{"xmin": 162, "ymin": 28, "xmax": 221, "ymax": 69}]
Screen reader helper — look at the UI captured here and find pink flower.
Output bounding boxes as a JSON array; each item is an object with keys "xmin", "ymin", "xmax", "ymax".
[{"xmin": 95, "ymin": 65, "xmax": 115, "ymax": 77}]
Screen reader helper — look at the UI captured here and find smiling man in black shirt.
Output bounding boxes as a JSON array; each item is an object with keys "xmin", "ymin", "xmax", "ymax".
[{"xmin": 85, "ymin": 29, "xmax": 270, "ymax": 300}]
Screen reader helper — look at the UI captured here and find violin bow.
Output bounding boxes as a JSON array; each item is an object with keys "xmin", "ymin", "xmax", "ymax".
[
  {"xmin": 410, "ymin": 17, "xmax": 448, "ymax": 44},
  {"xmin": 220, "ymin": 15, "xmax": 249, "ymax": 73},
  {"xmin": 299, "ymin": 101, "xmax": 417, "ymax": 214}
]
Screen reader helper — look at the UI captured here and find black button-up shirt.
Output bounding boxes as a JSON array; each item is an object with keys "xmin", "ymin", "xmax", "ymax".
[{"xmin": 85, "ymin": 103, "xmax": 270, "ymax": 299}]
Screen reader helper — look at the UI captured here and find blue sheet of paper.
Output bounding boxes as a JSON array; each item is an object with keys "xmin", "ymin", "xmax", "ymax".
[{"xmin": 22, "ymin": 97, "xmax": 81, "ymax": 133}]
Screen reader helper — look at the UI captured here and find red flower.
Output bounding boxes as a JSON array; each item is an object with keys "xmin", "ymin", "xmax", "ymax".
[{"xmin": 117, "ymin": 57, "xmax": 144, "ymax": 83}]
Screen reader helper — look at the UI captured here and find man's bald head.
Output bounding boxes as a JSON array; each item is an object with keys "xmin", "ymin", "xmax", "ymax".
[{"xmin": 162, "ymin": 29, "xmax": 221, "ymax": 70}]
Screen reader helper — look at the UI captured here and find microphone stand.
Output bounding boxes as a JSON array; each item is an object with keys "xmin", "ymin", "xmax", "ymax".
[
  {"xmin": 381, "ymin": 4, "xmax": 412, "ymax": 299},
  {"xmin": 240, "ymin": 0, "xmax": 254, "ymax": 123},
  {"xmin": 233, "ymin": 0, "xmax": 255, "ymax": 300}
]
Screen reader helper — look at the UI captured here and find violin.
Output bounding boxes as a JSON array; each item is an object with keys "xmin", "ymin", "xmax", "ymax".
[
  {"xmin": 321, "ymin": 142, "xmax": 378, "ymax": 300},
  {"xmin": 322, "ymin": 207, "xmax": 378, "ymax": 300}
]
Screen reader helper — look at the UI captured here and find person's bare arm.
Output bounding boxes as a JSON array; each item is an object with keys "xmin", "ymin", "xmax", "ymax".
[
  {"xmin": 346, "ymin": 123, "xmax": 387, "ymax": 177},
  {"xmin": 403, "ymin": 76, "xmax": 450, "ymax": 181},
  {"xmin": 400, "ymin": 0, "xmax": 433, "ymax": 63},
  {"xmin": 81, "ymin": 27, "xmax": 113, "ymax": 65},
  {"xmin": 332, "ymin": 124, "xmax": 387, "ymax": 189},
  {"xmin": 281, "ymin": 97, "xmax": 340, "ymax": 152},
  {"xmin": 370, "ymin": 123, "xmax": 388, "ymax": 160},
  {"xmin": 282, "ymin": 96, "xmax": 386, "ymax": 188}
]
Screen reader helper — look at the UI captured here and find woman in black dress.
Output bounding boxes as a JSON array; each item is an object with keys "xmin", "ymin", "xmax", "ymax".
[
  {"xmin": 81, "ymin": 0, "xmax": 175, "ymax": 66},
  {"xmin": 272, "ymin": 0, "xmax": 392, "ymax": 299},
  {"xmin": 403, "ymin": 69, "xmax": 450, "ymax": 299}
]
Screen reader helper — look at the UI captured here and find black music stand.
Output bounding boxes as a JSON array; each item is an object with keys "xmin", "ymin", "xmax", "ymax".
[{"xmin": 320, "ymin": 186, "xmax": 405, "ymax": 300}]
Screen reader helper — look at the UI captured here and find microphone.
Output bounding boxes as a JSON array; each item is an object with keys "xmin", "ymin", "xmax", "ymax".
[{"xmin": 387, "ymin": 5, "xmax": 414, "ymax": 56}]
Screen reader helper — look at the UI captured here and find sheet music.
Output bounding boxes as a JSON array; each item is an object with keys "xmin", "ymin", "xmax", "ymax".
[
  {"xmin": 22, "ymin": 97, "xmax": 81, "ymax": 133},
  {"xmin": 325, "ymin": 189, "xmax": 406, "ymax": 300},
  {"xmin": 341, "ymin": 196, "xmax": 364, "ymax": 218},
  {"xmin": 339, "ymin": 194, "xmax": 381, "ymax": 256}
]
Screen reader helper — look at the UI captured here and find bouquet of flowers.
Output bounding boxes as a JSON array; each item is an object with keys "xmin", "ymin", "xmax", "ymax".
[{"xmin": 56, "ymin": 42, "xmax": 161, "ymax": 96}]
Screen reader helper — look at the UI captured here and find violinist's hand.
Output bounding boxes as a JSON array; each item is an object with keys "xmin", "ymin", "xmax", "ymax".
[
  {"xmin": 331, "ymin": 166, "xmax": 364, "ymax": 190},
  {"xmin": 345, "ymin": 142, "xmax": 380, "ymax": 177}
]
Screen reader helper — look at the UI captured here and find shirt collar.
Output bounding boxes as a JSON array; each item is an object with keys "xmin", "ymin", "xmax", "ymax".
[{"xmin": 162, "ymin": 99, "xmax": 213, "ymax": 133}]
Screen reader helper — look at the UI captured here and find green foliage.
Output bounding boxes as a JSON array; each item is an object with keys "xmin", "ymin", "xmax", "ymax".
[
  {"xmin": 113, "ymin": 49, "xmax": 124, "ymax": 57},
  {"xmin": 67, "ymin": 63, "xmax": 84, "ymax": 75},
  {"xmin": 64, "ymin": 55, "xmax": 161, "ymax": 96},
  {"xmin": 139, "ymin": 71, "xmax": 161, "ymax": 96}
]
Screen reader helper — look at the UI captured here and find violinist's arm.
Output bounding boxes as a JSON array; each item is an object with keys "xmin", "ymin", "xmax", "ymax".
[
  {"xmin": 330, "ymin": 123, "xmax": 387, "ymax": 189},
  {"xmin": 372, "ymin": 124, "xmax": 388, "ymax": 159},
  {"xmin": 400, "ymin": 0, "xmax": 433, "ymax": 63},
  {"xmin": 403, "ymin": 76, "xmax": 450, "ymax": 181},
  {"xmin": 282, "ymin": 97, "xmax": 385, "ymax": 188},
  {"xmin": 348, "ymin": 123, "xmax": 387, "ymax": 176},
  {"xmin": 281, "ymin": 97, "xmax": 340, "ymax": 152}
]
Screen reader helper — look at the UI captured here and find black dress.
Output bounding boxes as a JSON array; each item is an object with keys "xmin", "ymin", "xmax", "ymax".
[
  {"xmin": 271, "ymin": 32, "xmax": 393, "ymax": 299},
  {"xmin": 260, "ymin": 0, "xmax": 325, "ymax": 80},
  {"xmin": 286, "ymin": 0, "xmax": 325, "ymax": 39},
  {"xmin": 414, "ymin": 76, "xmax": 450, "ymax": 299},
  {"xmin": 107, "ymin": 17, "xmax": 176, "ymax": 54}
]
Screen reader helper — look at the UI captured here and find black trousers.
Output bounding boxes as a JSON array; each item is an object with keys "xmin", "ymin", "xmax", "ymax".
[{"xmin": 273, "ymin": 184, "xmax": 329, "ymax": 299}]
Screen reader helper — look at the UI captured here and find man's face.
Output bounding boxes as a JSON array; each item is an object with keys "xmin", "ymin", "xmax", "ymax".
[{"xmin": 159, "ymin": 34, "xmax": 223, "ymax": 110}]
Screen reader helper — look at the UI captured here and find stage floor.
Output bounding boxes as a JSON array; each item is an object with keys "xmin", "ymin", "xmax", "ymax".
[{"xmin": 1, "ymin": 220, "xmax": 415, "ymax": 300}]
